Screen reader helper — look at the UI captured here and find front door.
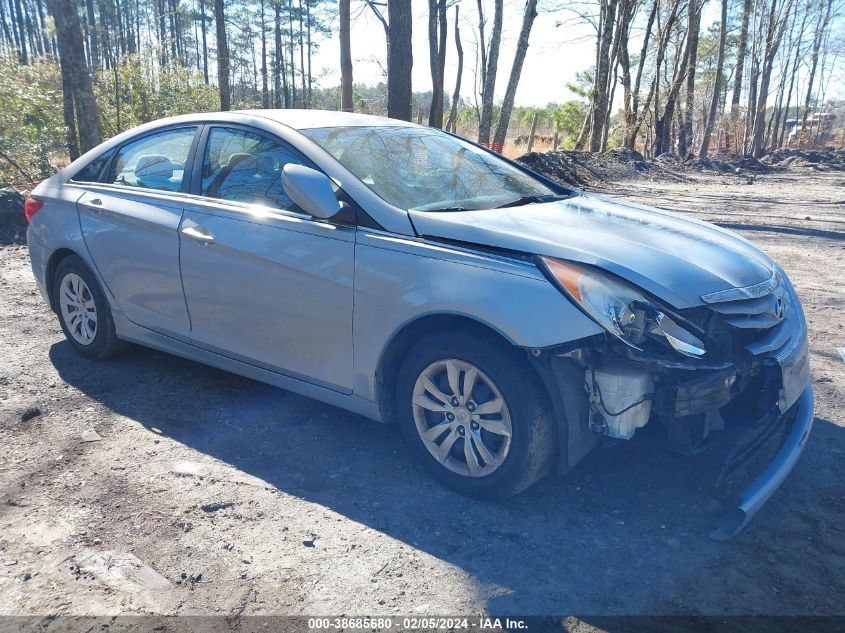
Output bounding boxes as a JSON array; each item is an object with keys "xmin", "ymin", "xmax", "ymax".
[
  {"xmin": 179, "ymin": 125, "xmax": 355, "ymax": 392},
  {"xmin": 77, "ymin": 126, "xmax": 199, "ymax": 339}
]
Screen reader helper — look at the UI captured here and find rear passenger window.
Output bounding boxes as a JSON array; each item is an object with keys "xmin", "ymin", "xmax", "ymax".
[
  {"xmin": 201, "ymin": 127, "xmax": 308, "ymax": 210},
  {"xmin": 70, "ymin": 149, "xmax": 115, "ymax": 183},
  {"xmin": 109, "ymin": 127, "xmax": 197, "ymax": 192}
]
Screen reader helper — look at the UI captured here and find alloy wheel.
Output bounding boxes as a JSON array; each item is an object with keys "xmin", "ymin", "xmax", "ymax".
[
  {"xmin": 411, "ymin": 359, "xmax": 513, "ymax": 478},
  {"xmin": 59, "ymin": 272, "xmax": 98, "ymax": 346}
]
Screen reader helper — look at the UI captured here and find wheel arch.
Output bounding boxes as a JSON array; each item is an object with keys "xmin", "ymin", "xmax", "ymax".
[
  {"xmin": 45, "ymin": 247, "xmax": 81, "ymax": 312},
  {"xmin": 374, "ymin": 312, "xmax": 552, "ymax": 427}
]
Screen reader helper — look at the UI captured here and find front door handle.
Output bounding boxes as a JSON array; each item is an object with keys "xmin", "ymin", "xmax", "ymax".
[{"xmin": 181, "ymin": 225, "xmax": 215, "ymax": 244}]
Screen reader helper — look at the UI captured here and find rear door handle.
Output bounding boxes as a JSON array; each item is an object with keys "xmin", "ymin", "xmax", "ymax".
[
  {"xmin": 81, "ymin": 198, "xmax": 104, "ymax": 213},
  {"xmin": 181, "ymin": 225, "xmax": 215, "ymax": 244}
]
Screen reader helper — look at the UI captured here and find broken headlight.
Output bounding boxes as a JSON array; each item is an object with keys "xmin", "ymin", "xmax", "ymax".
[{"xmin": 540, "ymin": 256, "xmax": 706, "ymax": 358}]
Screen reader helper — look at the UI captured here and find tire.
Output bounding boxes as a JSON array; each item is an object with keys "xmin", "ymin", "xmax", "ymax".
[
  {"xmin": 53, "ymin": 254, "xmax": 124, "ymax": 360},
  {"xmin": 395, "ymin": 329, "xmax": 557, "ymax": 498}
]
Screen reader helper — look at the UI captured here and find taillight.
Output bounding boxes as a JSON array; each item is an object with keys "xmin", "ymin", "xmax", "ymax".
[{"xmin": 24, "ymin": 197, "xmax": 44, "ymax": 223}]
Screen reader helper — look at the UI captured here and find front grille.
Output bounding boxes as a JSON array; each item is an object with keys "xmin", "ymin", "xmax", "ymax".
[
  {"xmin": 682, "ymin": 274, "xmax": 795, "ymax": 359},
  {"xmin": 707, "ymin": 283, "xmax": 790, "ymax": 353}
]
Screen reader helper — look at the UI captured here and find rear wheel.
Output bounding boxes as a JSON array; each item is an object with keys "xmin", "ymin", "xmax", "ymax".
[
  {"xmin": 53, "ymin": 255, "xmax": 124, "ymax": 360},
  {"xmin": 395, "ymin": 330, "xmax": 556, "ymax": 498}
]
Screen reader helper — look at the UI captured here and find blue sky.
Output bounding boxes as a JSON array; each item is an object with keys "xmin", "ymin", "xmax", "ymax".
[{"xmin": 310, "ymin": 0, "xmax": 843, "ymax": 108}]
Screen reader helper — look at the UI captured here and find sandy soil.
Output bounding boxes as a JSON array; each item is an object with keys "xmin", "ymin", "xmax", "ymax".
[{"xmin": 0, "ymin": 170, "xmax": 843, "ymax": 618}]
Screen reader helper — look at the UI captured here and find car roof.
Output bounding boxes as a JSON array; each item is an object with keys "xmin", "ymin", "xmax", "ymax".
[
  {"xmin": 235, "ymin": 109, "xmax": 408, "ymax": 130},
  {"xmin": 99, "ymin": 110, "xmax": 419, "ymax": 139}
]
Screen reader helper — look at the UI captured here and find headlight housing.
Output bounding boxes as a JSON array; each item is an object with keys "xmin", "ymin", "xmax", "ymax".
[{"xmin": 540, "ymin": 256, "xmax": 706, "ymax": 358}]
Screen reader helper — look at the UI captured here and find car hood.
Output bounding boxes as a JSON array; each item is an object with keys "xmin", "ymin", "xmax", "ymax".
[{"xmin": 408, "ymin": 193, "xmax": 774, "ymax": 308}]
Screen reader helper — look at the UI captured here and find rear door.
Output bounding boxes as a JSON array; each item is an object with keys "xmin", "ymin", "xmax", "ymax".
[
  {"xmin": 77, "ymin": 126, "xmax": 199, "ymax": 339},
  {"xmin": 179, "ymin": 125, "xmax": 355, "ymax": 392}
]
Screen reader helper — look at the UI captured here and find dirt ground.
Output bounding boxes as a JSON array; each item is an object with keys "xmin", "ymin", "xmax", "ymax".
[{"xmin": 0, "ymin": 169, "xmax": 843, "ymax": 619}]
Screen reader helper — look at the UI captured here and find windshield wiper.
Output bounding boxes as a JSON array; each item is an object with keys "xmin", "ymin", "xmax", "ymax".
[
  {"xmin": 494, "ymin": 194, "xmax": 568, "ymax": 209},
  {"xmin": 414, "ymin": 206, "xmax": 473, "ymax": 213}
]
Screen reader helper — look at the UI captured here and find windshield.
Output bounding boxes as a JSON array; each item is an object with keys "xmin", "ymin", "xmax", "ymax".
[{"xmin": 300, "ymin": 125, "xmax": 561, "ymax": 212}]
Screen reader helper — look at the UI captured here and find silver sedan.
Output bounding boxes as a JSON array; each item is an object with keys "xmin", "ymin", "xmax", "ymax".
[{"xmin": 26, "ymin": 110, "xmax": 813, "ymax": 538}]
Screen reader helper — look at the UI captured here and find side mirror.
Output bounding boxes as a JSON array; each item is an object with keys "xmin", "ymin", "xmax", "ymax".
[{"xmin": 282, "ymin": 164, "xmax": 340, "ymax": 219}]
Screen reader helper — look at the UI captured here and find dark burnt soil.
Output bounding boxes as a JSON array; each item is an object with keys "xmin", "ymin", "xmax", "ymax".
[{"xmin": 518, "ymin": 147, "xmax": 845, "ymax": 189}]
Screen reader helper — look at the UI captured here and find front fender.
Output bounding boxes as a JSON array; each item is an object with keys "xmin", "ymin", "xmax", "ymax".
[{"xmin": 352, "ymin": 230, "xmax": 603, "ymax": 400}]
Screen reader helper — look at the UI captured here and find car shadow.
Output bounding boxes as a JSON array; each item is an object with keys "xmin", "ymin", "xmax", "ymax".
[
  {"xmin": 715, "ymin": 223, "xmax": 845, "ymax": 242},
  {"xmin": 49, "ymin": 340, "xmax": 843, "ymax": 615}
]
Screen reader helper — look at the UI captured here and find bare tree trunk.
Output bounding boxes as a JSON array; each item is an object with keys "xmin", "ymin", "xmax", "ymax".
[
  {"xmin": 589, "ymin": 0, "xmax": 618, "ymax": 152},
  {"xmin": 200, "ymin": 0, "xmax": 209, "ymax": 83},
  {"xmin": 260, "ymin": 0, "xmax": 269, "ymax": 107},
  {"xmin": 156, "ymin": 0, "xmax": 167, "ymax": 65},
  {"xmin": 475, "ymin": 0, "xmax": 487, "ymax": 105},
  {"xmin": 167, "ymin": 0, "xmax": 177, "ymax": 62},
  {"xmin": 250, "ymin": 21, "xmax": 258, "ymax": 100},
  {"xmin": 655, "ymin": 14, "xmax": 696, "ymax": 156},
  {"xmin": 0, "ymin": 1, "xmax": 13, "ymax": 52},
  {"xmin": 84, "ymin": 0, "xmax": 98, "ymax": 67},
  {"xmin": 47, "ymin": 0, "xmax": 102, "ymax": 152},
  {"xmin": 751, "ymin": 0, "xmax": 794, "ymax": 156},
  {"xmin": 5, "ymin": 0, "xmax": 21, "ymax": 55},
  {"xmin": 800, "ymin": 0, "xmax": 833, "ymax": 144},
  {"xmin": 297, "ymin": 0, "xmax": 305, "ymax": 103},
  {"xmin": 31, "ymin": 0, "xmax": 45, "ymax": 56},
  {"xmin": 811, "ymin": 33, "xmax": 834, "ymax": 145},
  {"xmin": 427, "ymin": 0, "xmax": 447, "ymax": 127},
  {"xmin": 113, "ymin": 46, "xmax": 121, "ymax": 133},
  {"xmin": 620, "ymin": 0, "xmax": 649, "ymax": 148},
  {"xmin": 135, "ymin": 0, "xmax": 141, "ymax": 57},
  {"xmin": 177, "ymin": 1, "xmax": 185, "ymax": 62},
  {"xmin": 306, "ymin": 0, "xmax": 312, "ymax": 106},
  {"xmin": 731, "ymin": 0, "xmax": 752, "ymax": 113},
  {"xmin": 273, "ymin": 0, "xmax": 286, "ymax": 107},
  {"xmin": 101, "ymin": 3, "xmax": 113, "ymax": 71},
  {"xmin": 603, "ymin": 75, "xmax": 618, "ymax": 148},
  {"xmin": 125, "ymin": 0, "xmax": 137, "ymax": 54},
  {"xmin": 24, "ymin": 0, "xmax": 36, "ymax": 58},
  {"xmin": 445, "ymin": 5, "xmax": 463, "ymax": 132},
  {"xmin": 478, "ymin": 0, "xmax": 503, "ymax": 144},
  {"xmin": 287, "ymin": 0, "xmax": 296, "ymax": 106},
  {"xmin": 59, "ymin": 59, "xmax": 80, "ymax": 160},
  {"xmin": 625, "ymin": 0, "xmax": 679, "ymax": 149},
  {"xmin": 492, "ymin": 0, "xmax": 538, "ymax": 147},
  {"xmin": 744, "ymin": 11, "xmax": 762, "ymax": 155},
  {"xmin": 768, "ymin": 0, "xmax": 799, "ymax": 148},
  {"xmin": 387, "ymin": 0, "xmax": 413, "ymax": 120},
  {"xmin": 214, "ymin": 0, "xmax": 230, "ymax": 110},
  {"xmin": 682, "ymin": 0, "xmax": 701, "ymax": 157},
  {"xmin": 28, "ymin": 0, "xmax": 42, "ymax": 57},
  {"xmin": 675, "ymin": 105, "xmax": 685, "ymax": 156},
  {"xmin": 699, "ymin": 0, "xmax": 727, "ymax": 157},
  {"xmin": 574, "ymin": 103, "xmax": 591, "ymax": 150},
  {"xmin": 339, "ymin": 0, "xmax": 353, "ymax": 112},
  {"xmin": 777, "ymin": 0, "xmax": 808, "ymax": 147},
  {"xmin": 114, "ymin": 0, "xmax": 126, "ymax": 58},
  {"xmin": 13, "ymin": 0, "xmax": 27, "ymax": 63}
]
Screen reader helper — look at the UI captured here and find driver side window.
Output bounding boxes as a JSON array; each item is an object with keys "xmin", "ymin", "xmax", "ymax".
[{"xmin": 201, "ymin": 127, "xmax": 307, "ymax": 210}]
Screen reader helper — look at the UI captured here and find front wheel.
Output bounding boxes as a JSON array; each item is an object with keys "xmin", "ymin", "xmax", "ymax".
[{"xmin": 395, "ymin": 330, "xmax": 557, "ymax": 498}]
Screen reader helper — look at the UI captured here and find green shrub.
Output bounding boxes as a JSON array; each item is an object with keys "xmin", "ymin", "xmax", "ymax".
[{"xmin": 0, "ymin": 58, "xmax": 66, "ymax": 187}]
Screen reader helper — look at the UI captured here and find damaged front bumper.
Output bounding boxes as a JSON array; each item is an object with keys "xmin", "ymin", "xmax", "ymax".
[
  {"xmin": 531, "ymin": 275, "xmax": 814, "ymax": 540},
  {"xmin": 710, "ymin": 382, "xmax": 813, "ymax": 540}
]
